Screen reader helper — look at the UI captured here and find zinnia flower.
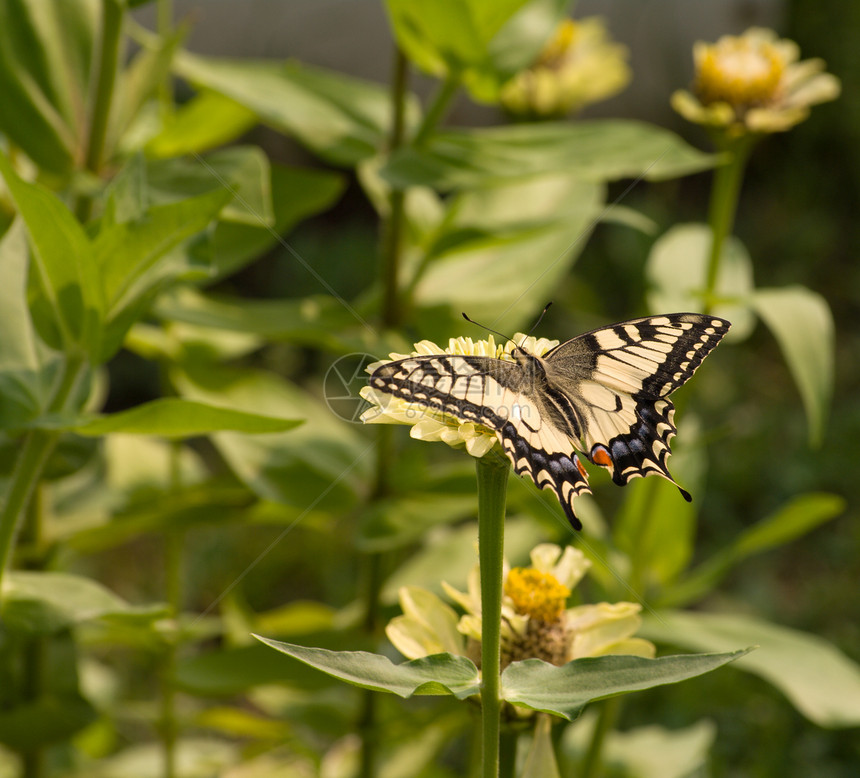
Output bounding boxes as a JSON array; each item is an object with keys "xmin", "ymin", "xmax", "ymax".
[
  {"xmin": 671, "ymin": 27, "xmax": 840, "ymax": 135},
  {"xmin": 386, "ymin": 544, "xmax": 655, "ymax": 671},
  {"xmin": 360, "ymin": 334, "xmax": 558, "ymax": 458},
  {"xmin": 500, "ymin": 18, "xmax": 630, "ymax": 118}
]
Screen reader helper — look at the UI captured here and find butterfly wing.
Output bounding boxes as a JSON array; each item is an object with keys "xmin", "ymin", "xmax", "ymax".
[
  {"xmin": 367, "ymin": 354, "xmax": 591, "ymax": 528},
  {"xmin": 542, "ymin": 313, "xmax": 730, "ymax": 492}
]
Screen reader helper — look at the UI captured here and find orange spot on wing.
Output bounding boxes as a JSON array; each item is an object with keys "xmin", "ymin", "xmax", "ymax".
[
  {"xmin": 575, "ymin": 456, "xmax": 588, "ymax": 479},
  {"xmin": 591, "ymin": 446, "xmax": 613, "ymax": 467}
]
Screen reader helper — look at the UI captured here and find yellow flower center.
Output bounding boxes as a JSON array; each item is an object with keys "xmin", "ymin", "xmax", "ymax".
[
  {"xmin": 695, "ymin": 37, "xmax": 785, "ymax": 106},
  {"xmin": 537, "ymin": 19, "xmax": 578, "ymax": 69},
  {"xmin": 504, "ymin": 568, "xmax": 570, "ymax": 623}
]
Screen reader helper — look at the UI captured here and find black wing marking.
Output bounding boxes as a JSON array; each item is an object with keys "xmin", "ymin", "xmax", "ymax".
[
  {"xmin": 543, "ymin": 313, "xmax": 730, "ymax": 492},
  {"xmin": 367, "ymin": 354, "xmax": 590, "ymax": 528}
]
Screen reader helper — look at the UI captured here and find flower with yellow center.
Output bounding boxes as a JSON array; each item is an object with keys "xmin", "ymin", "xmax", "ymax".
[
  {"xmin": 385, "ymin": 543, "xmax": 655, "ymax": 677},
  {"xmin": 671, "ymin": 27, "xmax": 840, "ymax": 135},
  {"xmin": 500, "ymin": 17, "xmax": 630, "ymax": 118},
  {"xmin": 360, "ymin": 333, "xmax": 558, "ymax": 458}
]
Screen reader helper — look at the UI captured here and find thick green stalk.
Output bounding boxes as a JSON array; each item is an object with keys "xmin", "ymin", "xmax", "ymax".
[
  {"xmin": 0, "ymin": 356, "xmax": 87, "ymax": 592},
  {"xmin": 476, "ymin": 454, "xmax": 510, "ymax": 778},
  {"xmin": 156, "ymin": 0, "xmax": 174, "ymax": 118},
  {"xmin": 703, "ymin": 136, "xmax": 754, "ymax": 314}
]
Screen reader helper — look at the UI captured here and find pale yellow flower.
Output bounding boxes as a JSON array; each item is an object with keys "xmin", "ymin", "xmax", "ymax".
[
  {"xmin": 360, "ymin": 334, "xmax": 558, "ymax": 458},
  {"xmin": 386, "ymin": 544, "xmax": 655, "ymax": 672},
  {"xmin": 500, "ymin": 18, "xmax": 630, "ymax": 117},
  {"xmin": 671, "ymin": 27, "xmax": 840, "ymax": 135}
]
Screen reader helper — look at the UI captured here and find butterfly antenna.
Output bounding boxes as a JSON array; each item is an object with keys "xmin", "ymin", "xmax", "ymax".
[
  {"xmin": 461, "ymin": 312, "xmax": 516, "ymax": 347},
  {"xmin": 528, "ymin": 302, "xmax": 553, "ymax": 336}
]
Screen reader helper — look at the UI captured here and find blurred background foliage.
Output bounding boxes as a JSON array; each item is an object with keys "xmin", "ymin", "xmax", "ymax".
[{"xmin": 0, "ymin": 0, "xmax": 857, "ymax": 776}]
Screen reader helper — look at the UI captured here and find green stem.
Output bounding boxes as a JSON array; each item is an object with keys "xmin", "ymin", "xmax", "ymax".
[
  {"xmin": 476, "ymin": 454, "xmax": 510, "ymax": 778},
  {"xmin": 412, "ymin": 74, "xmax": 461, "ymax": 148},
  {"xmin": 580, "ymin": 697, "xmax": 622, "ymax": 778},
  {"xmin": 380, "ymin": 48, "xmax": 410, "ymax": 328},
  {"xmin": 76, "ymin": 0, "xmax": 124, "ymax": 221},
  {"xmin": 703, "ymin": 136, "xmax": 754, "ymax": 314},
  {"xmin": 0, "ymin": 356, "xmax": 87, "ymax": 592}
]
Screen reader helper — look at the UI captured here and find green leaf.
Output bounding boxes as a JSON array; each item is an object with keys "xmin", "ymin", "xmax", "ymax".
[
  {"xmin": 0, "ymin": 571, "xmax": 153, "ymax": 635},
  {"xmin": 146, "ymin": 89, "xmax": 258, "ymax": 158},
  {"xmin": 153, "ymin": 287, "xmax": 356, "ymax": 351},
  {"xmin": 385, "ymin": 0, "xmax": 566, "ymax": 102},
  {"xmin": 94, "ymin": 187, "xmax": 232, "ymax": 360},
  {"xmin": 207, "ymin": 161, "xmax": 346, "ymax": 279},
  {"xmin": 174, "ymin": 52, "xmax": 420, "ymax": 167},
  {"xmin": 641, "ymin": 610, "xmax": 860, "ymax": 727},
  {"xmin": 646, "ymin": 222, "xmax": 756, "ymax": 339},
  {"xmin": 752, "ymin": 285, "xmax": 834, "ymax": 446},
  {"xmin": 380, "ymin": 121, "xmax": 716, "ymax": 191},
  {"xmin": 72, "ymin": 398, "xmax": 302, "ymax": 438},
  {"xmin": 255, "ymin": 638, "xmax": 482, "ymax": 699},
  {"xmin": 385, "ymin": 0, "xmax": 532, "ymax": 75},
  {"xmin": 0, "ymin": 152, "xmax": 101, "ymax": 352},
  {"xmin": 664, "ymin": 492, "xmax": 845, "ymax": 607},
  {"xmin": 501, "ymin": 650, "xmax": 750, "ymax": 720},
  {"xmin": 172, "ymin": 362, "xmax": 369, "ymax": 512},
  {"xmin": 145, "ymin": 145, "xmax": 273, "ymax": 226},
  {"xmin": 0, "ymin": 221, "xmax": 64, "ymax": 426},
  {"xmin": 176, "ymin": 643, "xmax": 336, "ymax": 696},
  {"xmin": 0, "ymin": 0, "xmax": 97, "ymax": 174},
  {"xmin": 412, "ymin": 174, "xmax": 603, "ymax": 334},
  {"xmin": 0, "ymin": 695, "xmax": 97, "ymax": 750}
]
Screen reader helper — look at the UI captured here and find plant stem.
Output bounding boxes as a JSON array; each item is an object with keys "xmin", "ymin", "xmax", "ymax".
[
  {"xmin": 703, "ymin": 136, "xmax": 754, "ymax": 314},
  {"xmin": 0, "ymin": 356, "xmax": 87, "ymax": 592},
  {"xmin": 476, "ymin": 454, "xmax": 510, "ymax": 778},
  {"xmin": 413, "ymin": 74, "xmax": 460, "ymax": 149},
  {"xmin": 76, "ymin": 0, "xmax": 124, "ymax": 222},
  {"xmin": 380, "ymin": 48, "xmax": 410, "ymax": 328},
  {"xmin": 581, "ymin": 697, "xmax": 622, "ymax": 778}
]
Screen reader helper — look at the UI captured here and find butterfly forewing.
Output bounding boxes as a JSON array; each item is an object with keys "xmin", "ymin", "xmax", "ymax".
[
  {"xmin": 542, "ymin": 314, "xmax": 730, "ymax": 490},
  {"xmin": 367, "ymin": 313, "xmax": 729, "ymax": 530}
]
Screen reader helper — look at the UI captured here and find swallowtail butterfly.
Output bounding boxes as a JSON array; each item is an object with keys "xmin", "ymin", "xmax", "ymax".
[{"xmin": 368, "ymin": 313, "xmax": 730, "ymax": 529}]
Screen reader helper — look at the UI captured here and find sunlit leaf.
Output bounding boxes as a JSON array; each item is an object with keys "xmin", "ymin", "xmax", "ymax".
[
  {"xmin": 0, "ymin": 221, "xmax": 63, "ymax": 426},
  {"xmin": 146, "ymin": 90, "xmax": 258, "ymax": 158},
  {"xmin": 73, "ymin": 398, "xmax": 302, "ymax": 438},
  {"xmin": 752, "ymin": 285, "xmax": 834, "ymax": 446},
  {"xmin": 256, "ymin": 638, "xmax": 482, "ymax": 699},
  {"xmin": 0, "ymin": 571, "xmax": 156, "ymax": 635},
  {"xmin": 501, "ymin": 650, "xmax": 750, "ymax": 720},
  {"xmin": 641, "ymin": 610, "xmax": 860, "ymax": 727},
  {"xmin": 0, "ymin": 0, "xmax": 97, "ymax": 174},
  {"xmin": 0, "ymin": 152, "xmax": 101, "ymax": 353},
  {"xmin": 646, "ymin": 222, "xmax": 756, "ymax": 339},
  {"xmin": 381, "ymin": 121, "xmax": 716, "ymax": 191},
  {"xmin": 174, "ymin": 52, "xmax": 420, "ymax": 167}
]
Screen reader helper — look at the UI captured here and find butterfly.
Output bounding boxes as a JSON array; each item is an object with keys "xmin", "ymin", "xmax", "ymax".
[{"xmin": 368, "ymin": 313, "xmax": 730, "ymax": 529}]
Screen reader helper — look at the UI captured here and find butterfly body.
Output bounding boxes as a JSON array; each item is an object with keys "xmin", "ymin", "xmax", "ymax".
[{"xmin": 369, "ymin": 313, "xmax": 730, "ymax": 529}]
